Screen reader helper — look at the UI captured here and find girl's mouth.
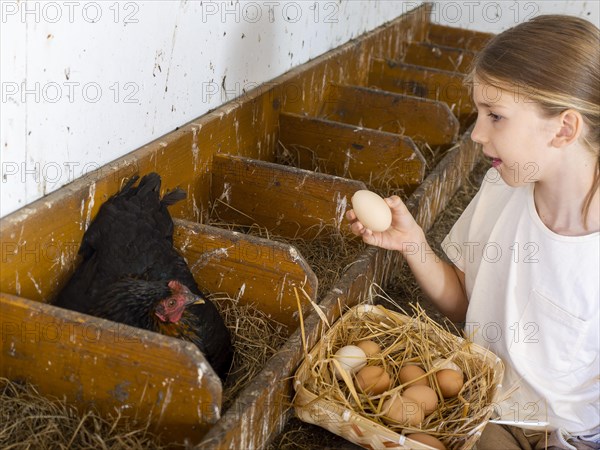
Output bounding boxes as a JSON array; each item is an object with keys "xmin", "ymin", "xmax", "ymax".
[{"xmin": 491, "ymin": 158, "xmax": 502, "ymax": 168}]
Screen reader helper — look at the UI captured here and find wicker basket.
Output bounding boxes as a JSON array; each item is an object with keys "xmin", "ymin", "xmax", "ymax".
[{"xmin": 293, "ymin": 304, "xmax": 504, "ymax": 450}]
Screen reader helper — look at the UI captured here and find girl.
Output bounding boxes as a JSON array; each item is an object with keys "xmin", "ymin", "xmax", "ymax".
[{"xmin": 347, "ymin": 15, "xmax": 599, "ymax": 450}]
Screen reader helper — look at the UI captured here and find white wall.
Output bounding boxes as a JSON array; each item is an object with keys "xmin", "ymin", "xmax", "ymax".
[
  {"xmin": 0, "ymin": 0, "xmax": 418, "ymax": 217},
  {"xmin": 430, "ymin": 0, "xmax": 598, "ymax": 32},
  {"xmin": 1, "ymin": 1, "xmax": 598, "ymax": 218}
]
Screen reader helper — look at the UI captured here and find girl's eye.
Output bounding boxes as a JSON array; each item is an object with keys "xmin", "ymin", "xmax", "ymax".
[{"xmin": 487, "ymin": 112, "xmax": 502, "ymax": 122}]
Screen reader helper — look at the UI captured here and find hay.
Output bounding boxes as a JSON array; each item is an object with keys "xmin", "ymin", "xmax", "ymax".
[
  {"xmin": 286, "ymin": 228, "xmax": 365, "ymax": 298},
  {"xmin": 211, "ymin": 294, "xmax": 290, "ymax": 410},
  {"xmin": 0, "ymin": 377, "xmax": 163, "ymax": 450},
  {"xmin": 293, "ymin": 301, "xmax": 503, "ymax": 450}
]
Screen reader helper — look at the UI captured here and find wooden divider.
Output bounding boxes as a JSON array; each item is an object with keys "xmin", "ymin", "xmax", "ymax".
[
  {"xmin": 319, "ymin": 83, "xmax": 459, "ymax": 147},
  {"xmin": 424, "ymin": 23, "xmax": 493, "ymax": 51},
  {"xmin": 173, "ymin": 219, "xmax": 317, "ymax": 329},
  {"xmin": 401, "ymin": 41, "xmax": 475, "ymax": 73},
  {"xmin": 278, "ymin": 112, "xmax": 425, "ymax": 195},
  {"xmin": 210, "ymin": 154, "xmax": 366, "ymax": 239},
  {"xmin": 0, "ymin": 293, "xmax": 221, "ymax": 443},
  {"xmin": 368, "ymin": 59, "xmax": 474, "ymax": 124}
]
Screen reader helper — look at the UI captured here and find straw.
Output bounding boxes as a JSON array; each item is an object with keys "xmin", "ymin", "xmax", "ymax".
[{"xmin": 294, "ymin": 303, "xmax": 503, "ymax": 450}]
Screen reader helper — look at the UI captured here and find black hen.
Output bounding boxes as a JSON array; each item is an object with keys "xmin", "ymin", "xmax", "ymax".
[{"xmin": 54, "ymin": 173, "xmax": 233, "ymax": 380}]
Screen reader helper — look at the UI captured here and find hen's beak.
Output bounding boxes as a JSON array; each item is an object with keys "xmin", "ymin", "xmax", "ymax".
[{"xmin": 185, "ymin": 292, "xmax": 205, "ymax": 306}]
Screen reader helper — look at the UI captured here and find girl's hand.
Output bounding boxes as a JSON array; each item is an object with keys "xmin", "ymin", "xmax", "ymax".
[{"xmin": 346, "ymin": 195, "xmax": 423, "ymax": 253}]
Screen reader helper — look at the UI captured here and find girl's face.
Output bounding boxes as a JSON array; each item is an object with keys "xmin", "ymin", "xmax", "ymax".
[{"xmin": 470, "ymin": 78, "xmax": 562, "ymax": 187}]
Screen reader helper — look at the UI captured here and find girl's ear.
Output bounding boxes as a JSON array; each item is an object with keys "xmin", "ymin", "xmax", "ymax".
[{"xmin": 552, "ymin": 109, "xmax": 583, "ymax": 147}]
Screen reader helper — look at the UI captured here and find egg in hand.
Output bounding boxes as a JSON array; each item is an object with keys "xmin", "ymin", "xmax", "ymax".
[{"xmin": 351, "ymin": 190, "xmax": 392, "ymax": 232}]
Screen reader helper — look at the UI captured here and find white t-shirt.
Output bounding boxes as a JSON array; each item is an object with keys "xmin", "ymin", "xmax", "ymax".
[{"xmin": 442, "ymin": 168, "xmax": 599, "ymax": 435}]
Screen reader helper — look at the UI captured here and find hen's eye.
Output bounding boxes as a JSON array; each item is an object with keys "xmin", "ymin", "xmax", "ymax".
[{"xmin": 167, "ymin": 299, "xmax": 177, "ymax": 307}]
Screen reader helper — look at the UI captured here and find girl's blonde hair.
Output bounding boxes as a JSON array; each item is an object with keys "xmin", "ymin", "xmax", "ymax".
[{"xmin": 468, "ymin": 15, "xmax": 600, "ymax": 228}]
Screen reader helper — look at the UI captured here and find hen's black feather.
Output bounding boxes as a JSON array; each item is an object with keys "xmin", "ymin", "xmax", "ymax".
[{"xmin": 54, "ymin": 173, "xmax": 232, "ymax": 380}]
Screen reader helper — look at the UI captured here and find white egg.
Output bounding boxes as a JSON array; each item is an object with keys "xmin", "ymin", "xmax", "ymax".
[
  {"xmin": 432, "ymin": 358, "xmax": 463, "ymax": 376},
  {"xmin": 351, "ymin": 190, "xmax": 392, "ymax": 232},
  {"xmin": 333, "ymin": 345, "xmax": 367, "ymax": 379}
]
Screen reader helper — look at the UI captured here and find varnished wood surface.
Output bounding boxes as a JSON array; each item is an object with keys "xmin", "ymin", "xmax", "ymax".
[
  {"xmin": 320, "ymin": 83, "xmax": 459, "ymax": 146},
  {"xmin": 0, "ymin": 292, "xmax": 221, "ymax": 444},
  {"xmin": 210, "ymin": 153, "xmax": 366, "ymax": 239},
  {"xmin": 368, "ymin": 59, "xmax": 474, "ymax": 125},
  {"xmin": 401, "ymin": 41, "xmax": 475, "ymax": 73},
  {"xmin": 173, "ymin": 219, "xmax": 317, "ymax": 329},
  {"xmin": 279, "ymin": 112, "xmax": 425, "ymax": 195},
  {"xmin": 425, "ymin": 23, "xmax": 493, "ymax": 51}
]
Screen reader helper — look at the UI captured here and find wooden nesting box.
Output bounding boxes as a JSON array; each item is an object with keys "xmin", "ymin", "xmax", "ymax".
[{"xmin": 0, "ymin": 4, "xmax": 492, "ymax": 448}]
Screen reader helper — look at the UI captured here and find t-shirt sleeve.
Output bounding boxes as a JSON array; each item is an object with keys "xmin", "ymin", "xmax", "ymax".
[{"xmin": 441, "ymin": 168, "xmax": 503, "ymax": 273}]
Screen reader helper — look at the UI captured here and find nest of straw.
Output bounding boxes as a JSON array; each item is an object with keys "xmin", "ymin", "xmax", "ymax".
[
  {"xmin": 294, "ymin": 303, "xmax": 503, "ymax": 450},
  {"xmin": 0, "ymin": 377, "xmax": 164, "ymax": 450},
  {"xmin": 210, "ymin": 294, "xmax": 290, "ymax": 409}
]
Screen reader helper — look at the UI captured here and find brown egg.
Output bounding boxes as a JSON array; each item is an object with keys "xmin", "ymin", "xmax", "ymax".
[
  {"xmin": 435, "ymin": 369, "xmax": 464, "ymax": 398},
  {"xmin": 382, "ymin": 394, "xmax": 424, "ymax": 426},
  {"xmin": 356, "ymin": 340, "xmax": 381, "ymax": 357},
  {"xmin": 402, "ymin": 385, "xmax": 438, "ymax": 415},
  {"xmin": 399, "ymin": 364, "xmax": 429, "ymax": 387},
  {"xmin": 407, "ymin": 433, "xmax": 447, "ymax": 450},
  {"xmin": 355, "ymin": 366, "xmax": 391, "ymax": 395}
]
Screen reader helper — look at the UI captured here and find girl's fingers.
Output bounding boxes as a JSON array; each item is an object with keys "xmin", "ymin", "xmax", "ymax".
[
  {"xmin": 385, "ymin": 195, "xmax": 402, "ymax": 207},
  {"xmin": 349, "ymin": 218, "xmax": 364, "ymax": 235},
  {"xmin": 386, "ymin": 195, "xmax": 407, "ymax": 214}
]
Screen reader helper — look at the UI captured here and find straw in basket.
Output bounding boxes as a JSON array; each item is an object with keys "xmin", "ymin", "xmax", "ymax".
[{"xmin": 293, "ymin": 304, "xmax": 504, "ymax": 450}]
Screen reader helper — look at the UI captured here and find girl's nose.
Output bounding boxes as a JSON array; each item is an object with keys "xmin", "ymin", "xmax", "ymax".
[{"xmin": 470, "ymin": 115, "xmax": 486, "ymax": 144}]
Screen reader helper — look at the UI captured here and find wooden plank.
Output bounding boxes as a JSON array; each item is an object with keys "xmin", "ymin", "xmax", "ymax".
[
  {"xmin": 0, "ymin": 293, "xmax": 221, "ymax": 444},
  {"xmin": 278, "ymin": 112, "xmax": 425, "ymax": 195},
  {"xmin": 173, "ymin": 219, "xmax": 317, "ymax": 329},
  {"xmin": 210, "ymin": 154, "xmax": 366, "ymax": 239},
  {"xmin": 401, "ymin": 41, "xmax": 475, "ymax": 73},
  {"xmin": 368, "ymin": 59, "xmax": 475, "ymax": 125},
  {"xmin": 319, "ymin": 83, "xmax": 459, "ymax": 147},
  {"xmin": 425, "ymin": 23, "xmax": 493, "ymax": 51}
]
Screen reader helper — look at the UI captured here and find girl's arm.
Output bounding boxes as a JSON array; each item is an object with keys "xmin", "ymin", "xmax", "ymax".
[{"xmin": 347, "ymin": 195, "xmax": 469, "ymax": 322}]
